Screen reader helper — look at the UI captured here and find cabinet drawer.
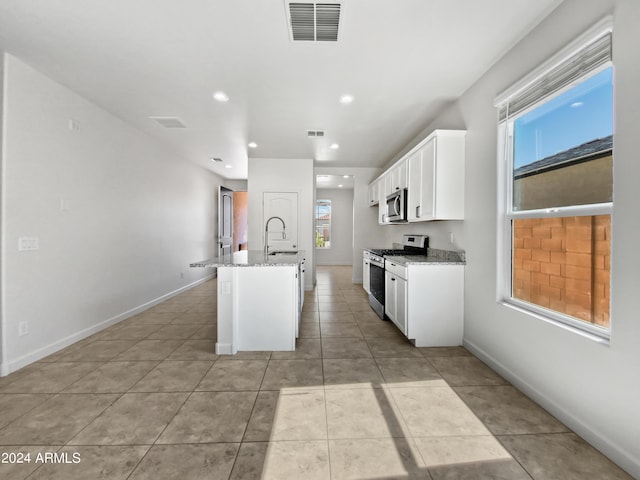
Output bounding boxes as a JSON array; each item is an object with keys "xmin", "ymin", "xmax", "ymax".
[{"xmin": 385, "ymin": 259, "xmax": 406, "ymax": 279}]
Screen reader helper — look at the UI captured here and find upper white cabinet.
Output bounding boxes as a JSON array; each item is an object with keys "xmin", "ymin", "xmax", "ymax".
[
  {"xmin": 408, "ymin": 131, "xmax": 465, "ymax": 221},
  {"xmin": 389, "ymin": 158, "xmax": 408, "ymax": 192},
  {"xmin": 377, "ymin": 173, "xmax": 391, "ymax": 224},
  {"xmin": 368, "ymin": 129, "xmax": 466, "ymax": 223},
  {"xmin": 367, "ymin": 178, "xmax": 379, "ymax": 206}
]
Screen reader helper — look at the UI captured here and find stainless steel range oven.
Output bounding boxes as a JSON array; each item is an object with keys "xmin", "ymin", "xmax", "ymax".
[{"xmin": 365, "ymin": 234, "xmax": 429, "ymax": 319}]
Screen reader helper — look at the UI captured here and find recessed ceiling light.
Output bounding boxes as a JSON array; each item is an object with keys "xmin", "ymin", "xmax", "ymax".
[
  {"xmin": 213, "ymin": 91, "xmax": 229, "ymax": 102},
  {"xmin": 339, "ymin": 94, "xmax": 354, "ymax": 104},
  {"xmin": 330, "ymin": 143, "xmax": 340, "ymax": 149},
  {"xmin": 338, "ymin": 184, "xmax": 343, "ymax": 188},
  {"xmin": 343, "ymin": 175, "xmax": 349, "ymax": 178},
  {"xmin": 248, "ymin": 142, "xmax": 257, "ymax": 149},
  {"xmin": 225, "ymin": 164, "xmax": 233, "ymax": 169}
]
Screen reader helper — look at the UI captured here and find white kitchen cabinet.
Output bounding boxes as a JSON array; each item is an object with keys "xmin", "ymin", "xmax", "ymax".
[
  {"xmin": 406, "ymin": 263, "xmax": 464, "ymax": 346},
  {"xmin": 407, "ymin": 130, "xmax": 466, "ymax": 221},
  {"xmin": 385, "ymin": 266, "xmax": 407, "ymax": 335},
  {"xmin": 367, "ymin": 179, "xmax": 379, "ymax": 206},
  {"xmin": 390, "ymin": 158, "xmax": 408, "ymax": 192},
  {"xmin": 362, "ymin": 251, "xmax": 371, "ymax": 294},
  {"xmin": 377, "ymin": 174, "xmax": 391, "ymax": 224}
]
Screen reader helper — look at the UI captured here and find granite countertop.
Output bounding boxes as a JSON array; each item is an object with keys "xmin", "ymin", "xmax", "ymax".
[
  {"xmin": 190, "ymin": 250, "xmax": 305, "ymax": 268},
  {"xmin": 384, "ymin": 248, "xmax": 466, "ymax": 266}
]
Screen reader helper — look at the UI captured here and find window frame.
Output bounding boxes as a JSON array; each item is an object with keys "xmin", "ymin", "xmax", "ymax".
[
  {"xmin": 495, "ymin": 17, "xmax": 613, "ymax": 341},
  {"xmin": 315, "ymin": 199, "xmax": 331, "ymax": 249}
]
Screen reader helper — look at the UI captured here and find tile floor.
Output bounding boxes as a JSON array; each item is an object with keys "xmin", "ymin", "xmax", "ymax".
[{"xmin": 0, "ymin": 266, "xmax": 632, "ymax": 479}]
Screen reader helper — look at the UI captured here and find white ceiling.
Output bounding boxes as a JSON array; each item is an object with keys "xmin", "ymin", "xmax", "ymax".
[
  {"xmin": 317, "ymin": 174, "xmax": 355, "ymax": 190},
  {"xmin": 0, "ymin": 0, "xmax": 563, "ymax": 179}
]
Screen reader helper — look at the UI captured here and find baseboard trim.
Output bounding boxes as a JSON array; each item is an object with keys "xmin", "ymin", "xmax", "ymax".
[
  {"xmin": 463, "ymin": 338, "xmax": 640, "ymax": 479},
  {"xmin": 215, "ymin": 342, "xmax": 235, "ymax": 355},
  {"xmin": 0, "ymin": 274, "xmax": 215, "ymax": 377}
]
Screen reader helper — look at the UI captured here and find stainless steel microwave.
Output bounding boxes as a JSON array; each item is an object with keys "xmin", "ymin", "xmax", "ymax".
[{"xmin": 386, "ymin": 189, "xmax": 408, "ymax": 222}]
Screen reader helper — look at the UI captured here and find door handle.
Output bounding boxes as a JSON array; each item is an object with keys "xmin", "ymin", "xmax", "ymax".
[
  {"xmin": 391, "ymin": 278, "xmax": 396, "ymax": 282},
  {"xmin": 416, "ymin": 205, "xmax": 421, "ymax": 218}
]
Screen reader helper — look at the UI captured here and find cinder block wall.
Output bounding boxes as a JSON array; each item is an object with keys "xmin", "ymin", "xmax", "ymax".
[{"xmin": 513, "ymin": 215, "xmax": 610, "ymax": 326}]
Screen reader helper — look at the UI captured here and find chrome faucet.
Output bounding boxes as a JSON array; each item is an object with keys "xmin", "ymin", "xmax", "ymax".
[{"xmin": 265, "ymin": 216, "xmax": 286, "ymax": 254}]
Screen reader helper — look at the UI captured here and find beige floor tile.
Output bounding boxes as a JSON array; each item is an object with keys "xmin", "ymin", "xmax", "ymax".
[
  {"xmin": 157, "ymin": 391, "xmax": 256, "ymax": 443},
  {"xmin": 170, "ymin": 312, "xmax": 214, "ymax": 324},
  {"xmin": 187, "ymin": 303, "xmax": 216, "ymax": 314},
  {"xmin": 165, "ymin": 339, "xmax": 217, "ymax": 361},
  {"xmin": 190, "ymin": 325, "xmax": 217, "ymax": 340},
  {"xmin": 0, "ymin": 362, "xmax": 102, "ymax": 394},
  {"xmin": 301, "ymin": 311, "xmax": 320, "ymax": 323},
  {"xmin": 348, "ymin": 301, "xmax": 374, "ymax": 312},
  {"xmin": 261, "ymin": 360, "xmax": 324, "ymax": 390},
  {"xmin": 318, "ymin": 311, "xmax": 356, "ymax": 323},
  {"xmin": 455, "ymin": 385, "xmax": 569, "ymax": 435},
  {"xmin": 243, "ymin": 391, "xmax": 279, "ymax": 441},
  {"xmin": 112, "ymin": 339, "xmax": 185, "ymax": 361},
  {"xmin": 146, "ymin": 324, "xmax": 201, "ymax": 340},
  {"xmin": 55, "ymin": 340, "xmax": 138, "ymax": 362},
  {"xmin": 128, "ymin": 312, "xmax": 178, "ymax": 324},
  {"xmin": 271, "ymin": 338, "xmax": 322, "ymax": 360},
  {"xmin": 229, "ymin": 442, "xmax": 269, "ymax": 480},
  {"xmin": 196, "ymin": 360, "xmax": 267, "ymax": 391},
  {"xmin": 128, "ymin": 444, "xmax": 239, "ymax": 480},
  {"xmin": 375, "ymin": 357, "xmax": 446, "ymax": 387},
  {"xmin": 130, "ymin": 360, "xmax": 213, "ymax": 392},
  {"xmin": 0, "ymin": 394, "xmax": 118, "ymax": 445},
  {"xmin": 358, "ymin": 321, "xmax": 404, "ymax": 338},
  {"xmin": 366, "ymin": 336, "xmax": 423, "ymax": 358},
  {"xmin": 499, "ymin": 433, "xmax": 634, "ymax": 480},
  {"xmin": 429, "ymin": 356, "xmax": 508, "ymax": 386},
  {"xmin": 68, "ymin": 392, "xmax": 188, "ymax": 445},
  {"xmin": 321, "ymin": 338, "xmax": 372, "ymax": 359},
  {"xmin": 326, "ymin": 388, "xmax": 406, "ymax": 439},
  {"xmin": 318, "ymin": 303, "xmax": 350, "ymax": 312},
  {"xmin": 329, "ymin": 438, "xmax": 425, "ymax": 480},
  {"xmin": 28, "ymin": 446, "xmax": 149, "ymax": 480},
  {"xmin": 416, "ymin": 435, "xmax": 532, "ymax": 479},
  {"xmin": 298, "ymin": 323, "xmax": 320, "ymax": 338},
  {"xmin": 97, "ymin": 323, "xmax": 162, "ymax": 340},
  {"xmin": 319, "ymin": 322, "xmax": 363, "ymax": 338},
  {"xmin": 270, "ymin": 389, "xmax": 327, "ymax": 441},
  {"xmin": 322, "ymin": 358, "xmax": 385, "ymax": 389},
  {"xmin": 260, "ymin": 441, "xmax": 330, "ymax": 480},
  {"xmin": 0, "ymin": 394, "xmax": 53, "ymax": 429},
  {"xmin": 390, "ymin": 386, "xmax": 490, "ymax": 437},
  {"xmin": 418, "ymin": 346, "xmax": 471, "ymax": 357},
  {"xmin": 62, "ymin": 361, "xmax": 158, "ymax": 393}
]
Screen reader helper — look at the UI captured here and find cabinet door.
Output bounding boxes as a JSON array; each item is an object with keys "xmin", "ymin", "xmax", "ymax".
[
  {"xmin": 363, "ymin": 258, "xmax": 371, "ymax": 294},
  {"xmin": 384, "ymin": 270, "xmax": 397, "ymax": 322},
  {"xmin": 264, "ymin": 192, "xmax": 298, "ymax": 251},
  {"xmin": 407, "ymin": 150, "xmax": 422, "ymax": 221},
  {"xmin": 396, "ymin": 277, "xmax": 407, "ymax": 335},
  {"xmin": 368, "ymin": 180, "xmax": 379, "ymax": 206},
  {"xmin": 419, "ymin": 138, "xmax": 436, "ymax": 220},
  {"xmin": 390, "ymin": 159, "xmax": 408, "ymax": 192},
  {"xmin": 378, "ymin": 175, "xmax": 390, "ymax": 224}
]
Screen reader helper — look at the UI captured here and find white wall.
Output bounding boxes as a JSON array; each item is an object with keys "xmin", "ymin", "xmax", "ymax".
[
  {"xmin": 402, "ymin": 0, "xmax": 639, "ymax": 476},
  {"xmin": 315, "ymin": 188, "xmax": 353, "ymax": 266},
  {"xmin": 247, "ymin": 158, "xmax": 314, "ymax": 289},
  {"xmin": 315, "ymin": 167, "xmax": 384, "ymax": 283},
  {"xmin": 1, "ymin": 55, "xmax": 222, "ymax": 375}
]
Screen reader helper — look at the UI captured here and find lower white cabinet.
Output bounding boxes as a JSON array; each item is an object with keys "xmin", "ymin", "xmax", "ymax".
[
  {"xmin": 362, "ymin": 252, "xmax": 371, "ymax": 294},
  {"xmin": 385, "ymin": 260, "xmax": 464, "ymax": 346},
  {"xmin": 385, "ymin": 268, "xmax": 407, "ymax": 335}
]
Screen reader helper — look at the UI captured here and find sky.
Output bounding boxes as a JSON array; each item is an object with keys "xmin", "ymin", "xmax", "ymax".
[{"xmin": 513, "ymin": 67, "xmax": 613, "ymax": 168}]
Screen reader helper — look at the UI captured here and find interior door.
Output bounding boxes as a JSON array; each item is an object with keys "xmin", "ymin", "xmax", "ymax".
[
  {"xmin": 219, "ymin": 186, "xmax": 234, "ymax": 257},
  {"xmin": 263, "ymin": 192, "xmax": 298, "ymax": 252}
]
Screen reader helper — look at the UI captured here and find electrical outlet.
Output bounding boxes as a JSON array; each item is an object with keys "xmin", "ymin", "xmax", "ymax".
[
  {"xmin": 18, "ymin": 321, "xmax": 29, "ymax": 336},
  {"xmin": 18, "ymin": 237, "xmax": 40, "ymax": 251},
  {"xmin": 69, "ymin": 119, "xmax": 81, "ymax": 131}
]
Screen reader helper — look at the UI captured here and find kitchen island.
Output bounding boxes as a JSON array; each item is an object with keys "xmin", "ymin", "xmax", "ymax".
[{"xmin": 190, "ymin": 250, "xmax": 305, "ymax": 354}]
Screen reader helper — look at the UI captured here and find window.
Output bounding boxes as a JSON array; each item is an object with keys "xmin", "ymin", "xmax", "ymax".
[
  {"xmin": 315, "ymin": 199, "xmax": 331, "ymax": 248},
  {"xmin": 496, "ymin": 19, "xmax": 613, "ymax": 338}
]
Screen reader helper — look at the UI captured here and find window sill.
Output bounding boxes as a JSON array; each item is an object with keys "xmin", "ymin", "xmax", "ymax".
[{"xmin": 499, "ymin": 298, "xmax": 610, "ymax": 346}]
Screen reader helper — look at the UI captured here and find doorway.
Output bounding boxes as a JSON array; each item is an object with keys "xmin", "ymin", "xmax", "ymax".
[
  {"xmin": 315, "ymin": 175, "xmax": 354, "ymax": 266},
  {"xmin": 218, "ymin": 186, "xmax": 248, "ymax": 256}
]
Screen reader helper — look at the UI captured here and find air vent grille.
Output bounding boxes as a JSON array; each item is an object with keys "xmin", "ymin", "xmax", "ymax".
[
  {"xmin": 307, "ymin": 130, "xmax": 325, "ymax": 137},
  {"xmin": 149, "ymin": 116, "xmax": 187, "ymax": 129},
  {"xmin": 288, "ymin": 2, "xmax": 341, "ymax": 42}
]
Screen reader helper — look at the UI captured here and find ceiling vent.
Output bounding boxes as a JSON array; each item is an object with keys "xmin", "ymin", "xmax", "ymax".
[
  {"xmin": 286, "ymin": 2, "xmax": 342, "ymax": 42},
  {"xmin": 149, "ymin": 116, "xmax": 187, "ymax": 129},
  {"xmin": 307, "ymin": 130, "xmax": 325, "ymax": 137}
]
